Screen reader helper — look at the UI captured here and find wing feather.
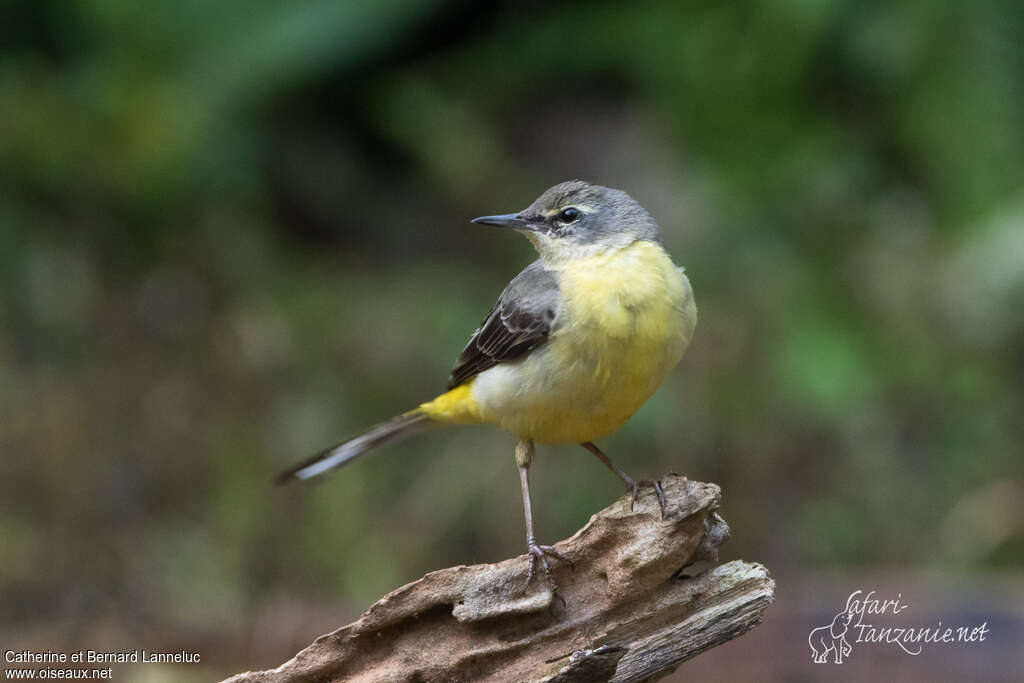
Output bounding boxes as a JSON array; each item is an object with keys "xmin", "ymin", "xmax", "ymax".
[{"xmin": 446, "ymin": 261, "xmax": 560, "ymax": 390}]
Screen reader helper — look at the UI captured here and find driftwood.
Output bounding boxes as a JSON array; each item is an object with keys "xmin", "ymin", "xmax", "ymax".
[{"xmin": 226, "ymin": 475, "xmax": 774, "ymax": 682}]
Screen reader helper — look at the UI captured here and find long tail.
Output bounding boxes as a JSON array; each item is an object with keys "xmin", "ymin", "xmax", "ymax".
[{"xmin": 275, "ymin": 409, "xmax": 433, "ymax": 484}]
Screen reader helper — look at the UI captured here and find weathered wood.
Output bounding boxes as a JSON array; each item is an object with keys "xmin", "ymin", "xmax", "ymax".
[{"xmin": 225, "ymin": 475, "xmax": 774, "ymax": 682}]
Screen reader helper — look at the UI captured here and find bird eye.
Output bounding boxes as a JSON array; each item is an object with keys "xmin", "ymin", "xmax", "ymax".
[{"xmin": 558, "ymin": 207, "xmax": 581, "ymax": 223}]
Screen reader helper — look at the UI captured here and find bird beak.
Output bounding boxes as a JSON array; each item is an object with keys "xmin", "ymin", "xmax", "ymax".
[{"xmin": 471, "ymin": 213, "xmax": 537, "ymax": 231}]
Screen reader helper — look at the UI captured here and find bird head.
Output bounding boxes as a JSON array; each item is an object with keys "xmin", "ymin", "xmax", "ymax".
[{"xmin": 472, "ymin": 181, "xmax": 660, "ymax": 263}]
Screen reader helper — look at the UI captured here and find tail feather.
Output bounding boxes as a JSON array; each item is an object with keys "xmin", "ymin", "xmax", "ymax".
[{"xmin": 275, "ymin": 410, "xmax": 432, "ymax": 484}]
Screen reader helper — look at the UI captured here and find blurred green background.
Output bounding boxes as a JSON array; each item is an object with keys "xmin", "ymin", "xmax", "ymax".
[{"xmin": 2, "ymin": 0, "xmax": 1022, "ymax": 680}]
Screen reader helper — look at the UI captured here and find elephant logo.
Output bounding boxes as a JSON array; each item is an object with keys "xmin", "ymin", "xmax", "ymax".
[{"xmin": 808, "ymin": 594, "xmax": 857, "ymax": 664}]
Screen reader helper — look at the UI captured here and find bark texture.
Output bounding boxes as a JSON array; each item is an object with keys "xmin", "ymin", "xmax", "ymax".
[{"xmin": 225, "ymin": 475, "xmax": 774, "ymax": 682}]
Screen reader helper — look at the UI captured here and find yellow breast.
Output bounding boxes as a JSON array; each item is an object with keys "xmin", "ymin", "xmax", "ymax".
[{"xmin": 470, "ymin": 239, "xmax": 696, "ymax": 443}]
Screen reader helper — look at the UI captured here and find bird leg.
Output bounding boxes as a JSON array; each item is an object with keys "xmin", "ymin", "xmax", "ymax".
[
  {"xmin": 581, "ymin": 441, "xmax": 667, "ymax": 517},
  {"xmin": 516, "ymin": 439, "xmax": 570, "ymax": 586}
]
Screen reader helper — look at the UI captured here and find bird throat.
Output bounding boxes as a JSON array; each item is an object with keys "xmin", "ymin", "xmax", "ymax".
[{"xmin": 526, "ymin": 230, "xmax": 639, "ymax": 268}]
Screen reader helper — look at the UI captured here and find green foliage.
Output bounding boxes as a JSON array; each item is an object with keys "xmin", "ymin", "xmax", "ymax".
[{"xmin": 2, "ymin": 0, "xmax": 1022, "ymax": 673}]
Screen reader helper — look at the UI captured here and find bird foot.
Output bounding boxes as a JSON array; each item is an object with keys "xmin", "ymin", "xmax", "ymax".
[
  {"xmin": 525, "ymin": 540, "xmax": 571, "ymax": 586},
  {"xmin": 624, "ymin": 476, "xmax": 667, "ymax": 518}
]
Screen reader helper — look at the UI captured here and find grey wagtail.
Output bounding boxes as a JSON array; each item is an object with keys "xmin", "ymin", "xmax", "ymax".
[{"xmin": 277, "ymin": 180, "xmax": 697, "ymax": 584}]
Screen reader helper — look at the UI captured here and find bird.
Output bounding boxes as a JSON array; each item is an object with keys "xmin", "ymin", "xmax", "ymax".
[{"xmin": 277, "ymin": 180, "xmax": 697, "ymax": 586}]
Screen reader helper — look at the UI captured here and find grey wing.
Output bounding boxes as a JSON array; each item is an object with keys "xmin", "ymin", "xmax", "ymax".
[{"xmin": 446, "ymin": 261, "xmax": 561, "ymax": 390}]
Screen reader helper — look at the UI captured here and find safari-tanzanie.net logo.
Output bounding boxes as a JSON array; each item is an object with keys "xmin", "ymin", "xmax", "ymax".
[{"xmin": 808, "ymin": 590, "xmax": 989, "ymax": 664}]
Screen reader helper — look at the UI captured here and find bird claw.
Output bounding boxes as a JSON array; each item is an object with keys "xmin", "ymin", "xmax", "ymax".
[
  {"xmin": 526, "ymin": 541, "xmax": 571, "ymax": 586},
  {"xmin": 627, "ymin": 477, "xmax": 667, "ymax": 519},
  {"xmin": 525, "ymin": 542, "xmax": 570, "ymax": 607}
]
